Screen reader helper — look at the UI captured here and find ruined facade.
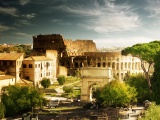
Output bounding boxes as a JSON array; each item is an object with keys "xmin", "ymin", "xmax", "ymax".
[
  {"xmin": 60, "ymin": 52, "xmax": 147, "ymax": 81},
  {"xmin": 33, "ymin": 34, "xmax": 67, "ymax": 57},
  {"xmin": 31, "ymin": 34, "xmax": 147, "ymax": 81},
  {"xmin": 64, "ymin": 39, "xmax": 97, "ymax": 56}
]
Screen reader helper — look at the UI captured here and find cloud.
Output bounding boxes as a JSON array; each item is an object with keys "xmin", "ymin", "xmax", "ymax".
[
  {"xmin": 0, "ymin": 7, "xmax": 18, "ymax": 17},
  {"xmin": 22, "ymin": 13, "xmax": 36, "ymax": 19},
  {"xmin": 145, "ymin": 0, "xmax": 160, "ymax": 18},
  {"xmin": 0, "ymin": 24, "xmax": 11, "ymax": 32},
  {"xmin": 15, "ymin": 32, "xmax": 31, "ymax": 38},
  {"xmin": 56, "ymin": 0, "xmax": 140, "ymax": 33},
  {"xmin": 19, "ymin": 0, "xmax": 30, "ymax": 5},
  {"xmin": 51, "ymin": 19, "xmax": 61, "ymax": 23},
  {"xmin": 15, "ymin": 20, "xmax": 32, "ymax": 26}
]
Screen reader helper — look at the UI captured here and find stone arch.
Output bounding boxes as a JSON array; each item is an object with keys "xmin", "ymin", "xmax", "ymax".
[
  {"xmin": 88, "ymin": 82, "xmax": 99, "ymax": 101},
  {"xmin": 107, "ymin": 62, "xmax": 111, "ymax": 67},
  {"xmin": 112, "ymin": 62, "xmax": 115, "ymax": 69},
  {"xmin": 75, "ymin": 62, "xmax": 78, "ymax": 68},
  {"xmin": 103, "ymin": 62, "xmax": 106, "ymax": 67},
  {"xmin": 97, "ymin": 62, "xmax": 101, "ymax": 67},
  {"xmin": 80, "ymin": 68, "xmax": 112, "ymax": 101}
]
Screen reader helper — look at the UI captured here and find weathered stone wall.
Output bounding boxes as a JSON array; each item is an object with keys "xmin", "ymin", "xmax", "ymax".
[{"xmin": 64, "ymin": 40, "xmax": 97, "ymax": 55}]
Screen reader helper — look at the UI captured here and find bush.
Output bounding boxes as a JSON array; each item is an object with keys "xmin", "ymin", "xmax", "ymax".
[
  {"xmin": 41, "ymin": 78, "xmax": 51, "ymax": 88},
  {"xmin": 57, "ymin": 75, "xmax": 66, "ymax": 85}
]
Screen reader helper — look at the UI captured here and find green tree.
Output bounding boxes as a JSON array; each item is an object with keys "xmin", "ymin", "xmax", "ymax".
[
  {"xmin": 139, "ymin": 102, "xmax": 160, "ymax": 120},
  {"xmin": 40, "ymin": 78, "xmax": 51, "ymax": 88},
  {"xmin": 0, "ymin": 102, "xmax": 5, "ymax": 119},
  {"xmin": 125, "ymin": 74, "xmax": 150, "ymax": 102},
  {"xmin": 63, "ymin": 85, "xmax": 74, "ymax": 94},
  {"xmin": 122, "ymin": 41, "xmax": 160, "ymax": 96},
  {"xmin": 151, "ymin": 52, "xmax": 160, "ymax": 104},
  {"xmin": 1, "ymin": 85, "xmax": 44, "ymax": 117},
  {"xmin": 57, "ymin": 75, "xmax": 66, "ymax": 85},
  {"xmin": 100, "ymin": 80, "xmax": 137, "ymax": 107}
]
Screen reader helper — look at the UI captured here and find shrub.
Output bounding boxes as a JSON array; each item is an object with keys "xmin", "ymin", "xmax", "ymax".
[
  {"xmin": 57, "ymin": 75, "xmax": 66, "ymax": 85},
  {"xmin": 41, "ymin": 78, "xmax": 51, "ymax": 88}
]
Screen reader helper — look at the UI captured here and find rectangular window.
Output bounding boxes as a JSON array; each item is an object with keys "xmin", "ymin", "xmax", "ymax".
[
  {"xmin": 10, "ymin": 61, "xmax": 13, "ymax": 66},
  {"xmin": 23, "ymin": 64, "xmax": 27, "ymax": 68},
  {"xmin": 35, "ymin": 64, "xmax": 37, "ymax": 68},
  {"xmin": 26, "ymin": 76, "xmax": 30, "ymax": 80},
  {"xmin": 29, "ymin": 64, "xmax": 32, "ymax": 68},
  {"xmin": 3, "ymin": 61, "xmax": 7, "ymax": 65}
]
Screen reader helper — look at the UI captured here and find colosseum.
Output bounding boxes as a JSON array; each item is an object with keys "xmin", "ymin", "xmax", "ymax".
[{"xmin": 32, "ymin": 34, "xmax": 147, "ymax": 81}]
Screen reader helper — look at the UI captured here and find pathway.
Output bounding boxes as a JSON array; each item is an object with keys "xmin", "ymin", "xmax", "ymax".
[{"xmin": 55, "ymin": 80, "xmax": 81, "ymax": 94}]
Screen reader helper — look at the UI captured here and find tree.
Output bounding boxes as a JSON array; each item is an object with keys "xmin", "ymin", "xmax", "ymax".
[
  {"xmin": 151, "ymin": 52, "xmax": 160, "ymax": 104},
  {"xmin": 122, "ymin": 41, "xmax": 160, "ymax": 96},
  {"xmin": 125, "ymin": 74, "xmax": 150, "ymax": 102},
  {"xmin": 40, "ymin": 78, "xmax": 51, "ymax": 88},
  {"xmin": 0, "ymin": 102, "xmax": 5, "ymax": 119},
  {"xmin": 1, "ymin": 85, "xmax": 44, "ymax": 117},
  {"xmin": 57, "ymin": 75, "xmax": 66, "ymax": 85},
  {"xmin": 100, "ymin": 80, "xmax": 137, "ymax": 107},
  {"xmin": 63, "ymin": 85, "xmax": 74, "ymax": 94}
]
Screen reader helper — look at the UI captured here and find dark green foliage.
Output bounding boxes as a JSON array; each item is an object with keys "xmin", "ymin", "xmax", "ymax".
[
  {"xmin": 1, "ymin": 85, "xmax": 44, "ymax": 117},
  {"xmin": 40, "ymin": 78, "xmax": 51, "ymax": 88},
  {"xmin": 151, "ymin": 52, "xmax": 160, "ymax": 104},
  {"xmin": 57, "ymin": 75, "xmax": 66, "ymax": 85},
  {"xmin": 122, "ymin": 41, "xmax": 160, "ymax": 97},
  {"xmin": 0, "ymin": 102, "xmax": 5, "ymax": 119},
  {"xmin": 125, "ymin": 74, "xmax": 150, "ymax": 102}
]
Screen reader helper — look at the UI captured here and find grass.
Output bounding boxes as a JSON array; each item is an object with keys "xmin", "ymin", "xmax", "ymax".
[
  {"xmin": 41, "ymin": 76, "xmax": 81, "ymax": 97},
  {"xmin": 48, "ymin": 76, "xmax": 81, "ymax": 89}
]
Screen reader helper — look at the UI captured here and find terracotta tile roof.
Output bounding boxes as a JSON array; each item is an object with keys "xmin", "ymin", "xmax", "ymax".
[
  {"xmin": 0, "ymin": 75, "xmax": 15, "ymax": 80},
  {"xmin": 0, "ymin": 53, "xmax": 24, "ymax": 60},
  {"xmin": 24, "ymin": 56, "xmax": 53, "ymax": 61}
]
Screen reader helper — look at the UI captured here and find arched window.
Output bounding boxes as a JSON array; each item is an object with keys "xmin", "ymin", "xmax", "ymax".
[
  {"xmin": 74, "ymin": 62, "xmax": 78, "ymax": 68},
  {"xmin": 107, "ymin": 62, "xmax": 111, "ymax": 67},
  {"xmin": 112, "ymin": 62, "xmax": 115, "ymax": 69},
  {"xmin": 97, "ymin": 63, "xmax": 101, "ymax": 67},
  {"xmin": 103, "ymin": 62, "xmax": 106, "ymax": 67}
]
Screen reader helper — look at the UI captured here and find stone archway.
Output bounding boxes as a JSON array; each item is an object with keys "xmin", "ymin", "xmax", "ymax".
[{"xmin": 80, "ymin": 67, "xmax": 112, "ymax": 101}]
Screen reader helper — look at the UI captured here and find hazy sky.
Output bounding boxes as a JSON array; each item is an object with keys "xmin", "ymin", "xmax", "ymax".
[{"xmin": 0, "ymin": 0, "xmax": 160, "ymax": 48}]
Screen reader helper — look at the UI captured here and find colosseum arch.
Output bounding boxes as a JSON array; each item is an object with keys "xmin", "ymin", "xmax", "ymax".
[{"xmin": 80, "ymin": 67, "xmax": 112, "ymax": 101}]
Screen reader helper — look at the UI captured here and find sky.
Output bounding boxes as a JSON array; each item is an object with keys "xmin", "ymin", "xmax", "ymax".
[{"xmin": 0, "ymin": 0, "xmax": 160, "ymax": 48}]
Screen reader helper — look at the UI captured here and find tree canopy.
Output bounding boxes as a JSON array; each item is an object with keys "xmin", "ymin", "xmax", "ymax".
[
  {"xmin": 125, "ymin": 74, "xmax": 150, "ymax": 102},
  {"xmin": 1, "ymin": 85, "xmax": 44, "ymax": 117},
  {"xmin": 139, "ymin": 102, "xmax": 160, "ymax": 120},
  {"xmin": 99, "ymin": 80, "xmax": 137, "ymax": 107},
  {"xmin": 121, "ymin": 40, "xmax": 160, "ymax": 96},
  {"xmin": 151, "ymin": 52, "xmax": 160, "ymax": 104}
]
